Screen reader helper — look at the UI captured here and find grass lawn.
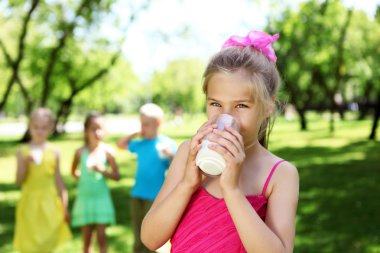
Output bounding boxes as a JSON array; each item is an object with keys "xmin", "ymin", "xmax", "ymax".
[{"xmin": 0, "ymin": 113, "xmax": 379, "ymax": 253}]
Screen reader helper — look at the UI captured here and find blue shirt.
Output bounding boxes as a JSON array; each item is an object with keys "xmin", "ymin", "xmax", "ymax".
[{"xmin": 128, "ymin": 134, "xmax": 177, "ymax": 200}]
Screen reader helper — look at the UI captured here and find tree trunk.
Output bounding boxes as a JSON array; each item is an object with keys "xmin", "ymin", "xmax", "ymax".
[
  {"xmin": 0, "ymin": 74, "xmax": 17, "ymax": 112},
  {"xmin": 369, "ymin": 92, "xmax": 380, "ymax": 140},
  {"xmin": 297, "ymin": 108, "xmax": 307, "ymax": 131},
  {"xmin": 53, "ymin": 97, "xmax": 74, "ymax": 135},
  {"xmin": 40, "ymin": 0, "xmax": 89, "ymax": 106},
  {"xmin": 0, "ymin": 0, "xmax": 40, "ymax": 112},
  {"xmin": 329, "ymin": 108, "xmax": 335, "ymax": 133}
]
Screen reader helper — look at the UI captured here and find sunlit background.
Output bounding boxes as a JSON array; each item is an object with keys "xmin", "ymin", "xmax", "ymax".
[{"xmin": 1, "ymin": 0, "xmax": 380, "ymax": 252}]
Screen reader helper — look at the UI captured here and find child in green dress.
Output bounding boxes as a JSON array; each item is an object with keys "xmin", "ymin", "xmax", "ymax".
[{"xmin": 71, "ymin": 112, "xmax": 120, "ymax": 253}]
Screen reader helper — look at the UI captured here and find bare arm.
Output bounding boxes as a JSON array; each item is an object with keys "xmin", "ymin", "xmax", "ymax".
[
  {"xmin": 95, "ymin": 149, "xmax": 120, "ymax": 181},
  {"xmin": 71, "ymin": 148, "xmax": 82, "ymax": 179},
  {"xmin": 224, "ymin": 162, "xmax": 299, "ymax": 253},
  {"xmin": 116, "ymin": 132, "xmax": 140, "ymax": 150},
  {"xmin": 15, "ymin": 149, "xmax": 30, "ymax": 185},
  {"xmin": 141, "ymin": 122, "xmax": 214, "ymax": 250},
  {"xmin": 141, "ymin": 141, "xmax": 196, "ymax": 250},
  {"xmin": 54, "ymin": 149, "xmax": 70, "ymax": 222}
]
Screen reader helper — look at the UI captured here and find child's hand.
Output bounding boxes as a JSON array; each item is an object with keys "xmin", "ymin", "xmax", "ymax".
[
  {"xmin": 157, "ymin": 145, "xmax": 173, "ymax": 159},
  {"xmin": 182, "ymin": 121, "xmax": 215, "ymax": 190},
  {"xmin": 92, "ymin": 163, "xmax": 106, "ymax": 173},
  {"xmin": 162, "ymin": 147, "xmax": 172, "ymax": 157},
  {"xmin": 208, "ymin": 126, "xmax": 245, "ymax": 192}
]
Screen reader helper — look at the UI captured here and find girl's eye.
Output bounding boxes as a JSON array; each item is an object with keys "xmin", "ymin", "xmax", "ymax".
[
  {"xmin": 236, "ymin": 104, "xmax": 248, "ymax": 108},
  {"xmin": 210, "ymin": 102, "xmax": 221, "ymax": 107}
]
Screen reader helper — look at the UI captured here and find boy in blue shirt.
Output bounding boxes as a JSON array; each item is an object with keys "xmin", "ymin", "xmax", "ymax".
[{"xmin": 117, "ymin": 103, "xmax": 177, "ymax": 253}]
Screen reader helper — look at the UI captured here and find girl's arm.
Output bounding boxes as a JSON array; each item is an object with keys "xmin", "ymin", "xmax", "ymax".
[
  {"xmin": 54, "ymin": 149, "xmax": 70, "ymax": 222},
  {"xmin": 71, "ymin": 148, "xmax": 81, "ymax": 179},
  {"xmin": 141, "ymin": 141, "xmax": 196, "ymax": 250},
  {"xmin": 224, "ymin": 162, "xmax": 299, "ymax": 253},
  {"xmin": 116, "ymin": 132, "xmax": 140, "ymax": 150},
  {"xmin": 141, "ymin": 122, "xmax": 214, "ymax": 250},
  {"xmin": 15, "ymin": 149, "xmax": 31, "ymax": 185},
  {"xmin": 97, "ymin": 149, "xmax": 120, "ymax": 181}
]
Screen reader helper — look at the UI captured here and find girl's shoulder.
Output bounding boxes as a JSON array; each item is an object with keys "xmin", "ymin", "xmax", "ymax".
[
  {"xmin": 263, "ymin": 150, "xmax": 298, "ymax": 178},
  {"xmin": 262, "ymin": 153, "xmax": 298, "ymax": 198},
  {"xmin": 74, "ymin": 146, "xmax": 86, "ymax": 158}
]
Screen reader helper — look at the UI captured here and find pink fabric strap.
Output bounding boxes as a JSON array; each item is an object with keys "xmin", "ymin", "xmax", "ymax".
[{"xmin": 261, "ymin": 160, "xmax": 286, "ymax": 196}]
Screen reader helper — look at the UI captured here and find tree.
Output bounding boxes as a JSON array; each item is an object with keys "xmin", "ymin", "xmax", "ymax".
[
  {"xmin": 270, "ymin": 0, "xmax": 365, "ymax": 133},
  {"xmin": 151, "ymin": 58, "xmax": 205, "ymax": 114},
  {"xmin": 0, "ymin": 0, "xmax": 150, "ymax": 138}
]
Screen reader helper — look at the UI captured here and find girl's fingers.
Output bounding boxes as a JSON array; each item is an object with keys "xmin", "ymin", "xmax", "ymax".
[
  {"xmin": 189, "ymin": 126, "xmax": 214, "ymax": 155},
  {"xmin": 225, "ymin": 126, "xmax": 244, "ymax": 147},
  {"xmin": 209, "ymin": 129, "xmax": 243, "ymax": 157}
]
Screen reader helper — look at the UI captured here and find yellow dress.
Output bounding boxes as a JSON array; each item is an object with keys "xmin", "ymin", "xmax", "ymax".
[{"xmin": 13, "ymin": 144, "xmax": 72, "ymax": 253}]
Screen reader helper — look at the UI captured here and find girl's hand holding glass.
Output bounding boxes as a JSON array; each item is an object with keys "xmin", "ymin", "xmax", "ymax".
[
  {"xmin": 181, "ymin": 121, "xmax": 215, "ymax": 191},
  {"xmin": 208, "ymin": 125, "xmax": 246, "ymax": 192}
]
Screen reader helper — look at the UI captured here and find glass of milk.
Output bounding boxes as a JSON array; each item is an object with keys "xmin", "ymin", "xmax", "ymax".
[
  {"xmin": 195, "ymin": 114, "xmax": 240, "ymax": 176},
  {"xmin": 31, "ymin": 147, "xmax": 43, "ymax": 165}
]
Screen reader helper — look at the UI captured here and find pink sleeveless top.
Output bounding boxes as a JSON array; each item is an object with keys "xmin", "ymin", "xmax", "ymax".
[{"xmin": 170, "ymin": 160, "xmax": 285, "ymax": 253}]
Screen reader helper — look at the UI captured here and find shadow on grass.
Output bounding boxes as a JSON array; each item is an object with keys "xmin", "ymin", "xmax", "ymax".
[
  {"xmin": 0, "ymin": 183, "xmax": 18, "ymax": 249},
  {"xmin": 0, "ymin": 141, "xmax": 19, "ymax": 157},
  {"xmin": 273, "ymin": 141, "xmax": 380, "ymax": 253}
]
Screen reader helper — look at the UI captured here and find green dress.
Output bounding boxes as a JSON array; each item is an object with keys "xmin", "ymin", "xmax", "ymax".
[{"xmin": 71, "ymin": 147, "xmax": 116, "ymax": 227}]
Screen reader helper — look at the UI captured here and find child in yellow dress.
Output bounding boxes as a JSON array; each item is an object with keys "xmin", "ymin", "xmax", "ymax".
[{"xmin": 13, "ymin": 107, "xmax": 72, "ymax": 253}]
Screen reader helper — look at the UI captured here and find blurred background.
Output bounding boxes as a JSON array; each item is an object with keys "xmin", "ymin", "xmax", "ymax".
[{"xmin": 1, "ymin": 0, "xmax": 379, "ymax": 252}]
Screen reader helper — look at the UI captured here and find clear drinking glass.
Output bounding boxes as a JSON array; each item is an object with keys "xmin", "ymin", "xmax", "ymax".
[{"xmin": 195, "ymin": 114, "xmax": 240, "ymax": 176}]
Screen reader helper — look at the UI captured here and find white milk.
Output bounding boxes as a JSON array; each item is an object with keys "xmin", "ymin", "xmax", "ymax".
[
  {"xmin": 31, "ymin": 147, "xmax": 43, "ymax": 165},
  {"xmin": 195, "ymin": 114, "xmax": 239, "ymax": 176}
]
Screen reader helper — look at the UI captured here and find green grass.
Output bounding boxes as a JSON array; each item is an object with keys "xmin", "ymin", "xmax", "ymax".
[{"xmin": 1, "ymin": 113, "xmax": 380, "ymax": 253}]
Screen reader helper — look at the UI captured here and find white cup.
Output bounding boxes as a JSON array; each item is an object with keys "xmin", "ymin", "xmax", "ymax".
[
  {"xmin": 31, "ymin": 147, "xmax": 43, "ymax": 165},
  {"xmin": 156, "ymin": 142, "xmax": 168, "ymax": 159},
  {"xmin": 195, "ymin": 114, "xmax": 240, "ymax": 176}
]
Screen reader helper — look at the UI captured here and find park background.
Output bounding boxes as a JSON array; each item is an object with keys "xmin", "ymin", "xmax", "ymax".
[{"xmin": 1, "ymin": 0, "xmax": 380, "ymax": 252}]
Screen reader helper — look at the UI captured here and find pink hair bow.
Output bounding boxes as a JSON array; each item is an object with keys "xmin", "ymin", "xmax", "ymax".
[{"xmin": 221, "ymin": 30, "xmax": 280, "ymax": 62}]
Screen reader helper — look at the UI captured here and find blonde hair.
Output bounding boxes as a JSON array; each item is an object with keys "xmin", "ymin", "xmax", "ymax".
[
  {"xmin": 29, "ymin": 107, "xmax": 54, "ymax": 126},
  {"xmin": 202, "ymin": 46, "xmax": 281, "ymax": 148},
  {"xmin": 140, "ymin": 103, "xmax": 164, "ymax": 120}
]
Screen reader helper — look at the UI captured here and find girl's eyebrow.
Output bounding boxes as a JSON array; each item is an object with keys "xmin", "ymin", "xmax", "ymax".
[{"xmin": 207, "ymin": 97, "xmax": 253, "ymax": 103}]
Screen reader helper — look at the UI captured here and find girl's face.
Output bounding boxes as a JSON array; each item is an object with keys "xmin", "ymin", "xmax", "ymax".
[
  {"xmin": 86, "ymin": 117, "xmax": 105, "ymax": 144},
  {"xmin": 29, "ymin": 117, "xmax": 52, "ymax": 144},
  {"xmin": 140, "ymin": 115, "xmax": 159, "ymax": 139},
  {"xmin": 206, "ymin": 70, "xmax": 263, "ymax": 147}
]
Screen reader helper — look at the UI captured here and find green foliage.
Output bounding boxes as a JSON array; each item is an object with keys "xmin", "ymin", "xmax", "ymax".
[
  {"xmin": 0, "ymin": 0, "xmax": 145, "ymax": 120},
  {"xmin": 73, "ymin": 57, "xmax": 142, "ymax": 114},
  {"xmin": 151, "ymin": 58, "xmax": 205, "ymax": 113}
]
